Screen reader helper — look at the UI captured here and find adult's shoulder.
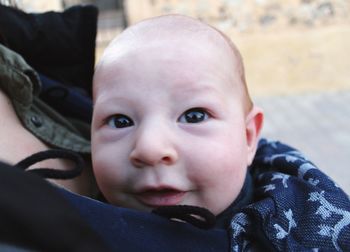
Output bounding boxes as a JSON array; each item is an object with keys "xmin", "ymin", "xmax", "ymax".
[{"xmin": 0, "ymin": 161, "xmax": 109, "ymax": 251}]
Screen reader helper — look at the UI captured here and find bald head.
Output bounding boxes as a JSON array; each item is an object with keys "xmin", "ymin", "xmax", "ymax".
[{"xmin": 94, "ymin": 14, "xmax": 252, "ymax": 113}]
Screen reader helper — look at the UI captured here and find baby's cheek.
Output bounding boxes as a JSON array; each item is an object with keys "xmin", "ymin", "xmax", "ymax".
[
  {"xmin": 208, "ymin": 148, "xmax": 246, "ymax": 187},
  {"xmin": 188, "ymin": 148, "xmax": 229, "ymax": 182},
  {"xmin": 93, "ymin": 150, "xmax": 120, "ymax": 185},
  {"xmin": 93, "ymin": 162, "xmax": 113, "ymax": 191},
  {"xmin": 93, "ymin": 162, "xmax": 127, "ymax": 205}
]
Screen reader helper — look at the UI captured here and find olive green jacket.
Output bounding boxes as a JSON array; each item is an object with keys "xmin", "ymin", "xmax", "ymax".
[{"xmin": 0, "ymin": 44, "xmax": 90, "ymax": 153}]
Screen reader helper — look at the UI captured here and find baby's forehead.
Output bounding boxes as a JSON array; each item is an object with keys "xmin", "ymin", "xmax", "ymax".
[
  {"xmin": 95, "ymin": 15, "xmax": 247, "ymax": 103},
  {"xmin": 106, "ymin": 15, "xmax": 238, "ymax": 60},
  {"xmin": 100, "ymin": 16, "xmax": 243, "ymax": 82}
]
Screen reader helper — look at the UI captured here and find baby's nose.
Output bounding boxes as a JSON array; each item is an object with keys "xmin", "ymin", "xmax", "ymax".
[{"xmin": 129, "ymin": 124, "xmax": 178, "ymax": 168}]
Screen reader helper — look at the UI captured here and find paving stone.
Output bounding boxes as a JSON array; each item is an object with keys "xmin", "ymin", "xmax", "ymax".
[{"xmin": 255, "ymin": 90, "xmax": 350, "ymax": 194}]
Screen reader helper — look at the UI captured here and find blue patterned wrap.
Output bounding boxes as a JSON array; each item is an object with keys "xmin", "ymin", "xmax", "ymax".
[{"xmin": 230, "ymin": 139, "xmax": 350, "ymax": 251}]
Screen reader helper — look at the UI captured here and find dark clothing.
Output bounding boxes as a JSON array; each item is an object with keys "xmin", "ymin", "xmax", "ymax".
[
  {"xmin": 39, "ymin": 73, "xmax": 93, "ymax": 125},
  {"xmin": 0, "ymin": 4, "xmax": 97, "ymax": 97},
  {"xmin": 0, "ymin": 161, "xmax": 110, "ymax": 252},
  {"xmin": 228, "ymin": 139, "xmax": 350, "ymax": 251},
  {"xmin": 0, "ymin": 43, "xmax": 90, "ymax": 153},
  {"xmin": 0, "ymin": 3, "xmax": 95, "ymax": 153},
  {"xmin": 0, "ymin": 3, "xmax": 96, "ymax": 152},
  {"xmin": 59, "ymin": 187, "xmax": 230, "ymax": 252}
]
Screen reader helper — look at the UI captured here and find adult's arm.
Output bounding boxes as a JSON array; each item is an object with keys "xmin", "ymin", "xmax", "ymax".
[
  {"xmin": 0, "ymin": 161, "xmax": 109, "ymax": 251},
  {"xmin": 0, "ymin": 161, "xmax": 229, "ymax": 251}
]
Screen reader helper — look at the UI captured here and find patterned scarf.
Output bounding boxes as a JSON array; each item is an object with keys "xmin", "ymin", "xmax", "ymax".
[{"xmin": 230, "ymin": 139, "xmax": 350, "ymax": 251}]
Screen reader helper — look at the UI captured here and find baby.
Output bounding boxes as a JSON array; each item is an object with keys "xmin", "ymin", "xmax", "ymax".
[
  {"xmin": 91, "ymin": 15, "xmax": 350, "ymax": 250},
  {"xmin": 91, "ymin": 14, "xmax": 263, "ymax": 217}
]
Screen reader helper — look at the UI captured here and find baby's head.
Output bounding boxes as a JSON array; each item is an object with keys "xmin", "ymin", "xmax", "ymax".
[{"xmin": 92, "ymin": 15, "xmax": 263, "ymax": 215}]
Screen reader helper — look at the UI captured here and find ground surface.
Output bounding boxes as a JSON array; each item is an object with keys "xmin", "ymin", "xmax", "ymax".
[{"xmin": 255, "ymin": 90, "xmax": 350, "ymax": 194}]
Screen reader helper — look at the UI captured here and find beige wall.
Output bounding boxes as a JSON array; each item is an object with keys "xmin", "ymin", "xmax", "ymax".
[
  {"xmin": 16, "ymin": 0, "xmax": 62, "ymax": 12},
  {"xmin": 125, "ymin": 0, "xmax": 350, "ymax": 32},
  {"xmin": 124, "ymin": 0, "xmax": 350, "ymax": 97}
]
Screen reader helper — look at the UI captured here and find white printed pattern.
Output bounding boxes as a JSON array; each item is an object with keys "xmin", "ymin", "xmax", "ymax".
[
  {"xmin": 274, "ymin": 209, "xmax": 297, "ymax": 239},
  {"xmin": 308, "ymin": 191, "xmax": 350, "ymax": 251},
  {"xmin": 267, "ymin": 153, "xmax": 349, "ymax": 251},
  {"xmin": 230, "ymin": 141, "xmax": 349, "ymax": 251}
]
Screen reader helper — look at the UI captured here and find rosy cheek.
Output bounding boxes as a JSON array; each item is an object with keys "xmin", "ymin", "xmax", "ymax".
[
  {"xmin": 93, "ymin": 160, "xmax": 114, "ymax": 185},
  {"xmin": 188, "ymin": 141, "xmax": 245, "ymax": 184},
  {"xmin": 93, "ymin": 146, "xmax": 120, "ymax": 180}
]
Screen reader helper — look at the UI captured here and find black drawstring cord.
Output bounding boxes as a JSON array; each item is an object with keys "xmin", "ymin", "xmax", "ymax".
[
  {"xmin": 152, "ymin": 205, "xmax": 216, "ymax": 229},
  {"xmin": 15, "ymin": 149, "xmax": 84, "ymax": 179}
]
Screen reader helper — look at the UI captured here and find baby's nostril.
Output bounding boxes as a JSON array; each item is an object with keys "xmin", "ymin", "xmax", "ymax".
[{"xmin": 162, "ymin": 156, "xmax": 172, "ymax": 164}]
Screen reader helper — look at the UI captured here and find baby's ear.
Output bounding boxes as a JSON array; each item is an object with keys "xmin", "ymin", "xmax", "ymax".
[{"xmin": 245, "ymin": 106, "xmax": 264, "ymax": 165}]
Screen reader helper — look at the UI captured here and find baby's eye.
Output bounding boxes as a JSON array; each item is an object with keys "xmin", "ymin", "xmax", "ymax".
[
  {"xmin": 178, "ymin": 108, "xmax": 209, "ymax": 123},
  {"xmin": 107, "ymin": 114, "xmax": 134, "ymax": 128}
]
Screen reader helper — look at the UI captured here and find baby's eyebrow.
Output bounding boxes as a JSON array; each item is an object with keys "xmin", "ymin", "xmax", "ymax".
[
  {"xmin": 95, "ymin": 94, "xmax": 135, "ymax": 110},
  {"xmin": 172, "ymin": 83, "xmax": 224, "ymax": 99},
  {"xmin": 171, "ymin": 87, "xmax": 228, "ymax": 109}
]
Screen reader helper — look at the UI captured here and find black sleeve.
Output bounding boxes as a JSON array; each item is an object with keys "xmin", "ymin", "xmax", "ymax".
[
  {"xmin": 0, "ymin": 4, "xmax": 97, "ymax": 97},
  {"xmin": 0, "ymin": 161, "xmax": 110, "ymax": 252}
]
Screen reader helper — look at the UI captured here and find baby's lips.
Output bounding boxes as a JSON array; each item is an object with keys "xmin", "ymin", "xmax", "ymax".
[{"xmin": 135, "ymin": 188, "xmax": 186, "ymax": 207}]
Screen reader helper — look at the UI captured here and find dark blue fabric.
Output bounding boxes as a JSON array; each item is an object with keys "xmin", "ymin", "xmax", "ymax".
[
  {"xmin": 0, "ymin": 162, "xmax": 109, "ymax": 251},
  {"xmin": 0, "ymin": 4, "xmax": 97, "ymax": 96},
  {"xmin": 230, "ymin": 139, "xmax": 350, "ymax": 251},
  {"xmin": 39, "ymin": 73, "xmax": 93, "ymax": 123},
  {"xmin": 59, "ymin": 189, "xmax": 229, "ymax": 252}
]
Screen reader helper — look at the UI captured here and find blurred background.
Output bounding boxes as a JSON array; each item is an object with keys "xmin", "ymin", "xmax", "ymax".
[{"xmin": 6, "ymin": 0, "xmax": 350, "ymax": 193}]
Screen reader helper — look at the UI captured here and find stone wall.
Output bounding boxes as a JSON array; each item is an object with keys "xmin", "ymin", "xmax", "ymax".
[
  {"xmin": 14, "ymin": 0, "xmax": 62, "ymax": 12},
  {"xmin": 125, "ymin": 0, "xmax": 350, "ymax": 33},
  {"xmin": 124, "ymin": 0, "xmax": 350, "ymax": 96}
]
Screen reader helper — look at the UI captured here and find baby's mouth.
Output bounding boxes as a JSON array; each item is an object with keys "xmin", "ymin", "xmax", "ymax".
[{"xmin": 136, "ymin": 188, "xmax": 186, "ymax": 207}]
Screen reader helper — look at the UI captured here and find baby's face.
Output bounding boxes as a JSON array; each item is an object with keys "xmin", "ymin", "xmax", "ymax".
[{"xmin": 92, "ymin": 36, "xmax": 257, "ymax": 215}]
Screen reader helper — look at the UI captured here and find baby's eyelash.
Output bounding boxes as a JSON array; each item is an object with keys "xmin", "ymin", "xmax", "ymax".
[
  {"xmin": 178, "ymin": 108, "xmax": 211, "ymax": 124},
  {"xmin": 106, "ymin": 114, "xmax": 134, "ymax": 128}
]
